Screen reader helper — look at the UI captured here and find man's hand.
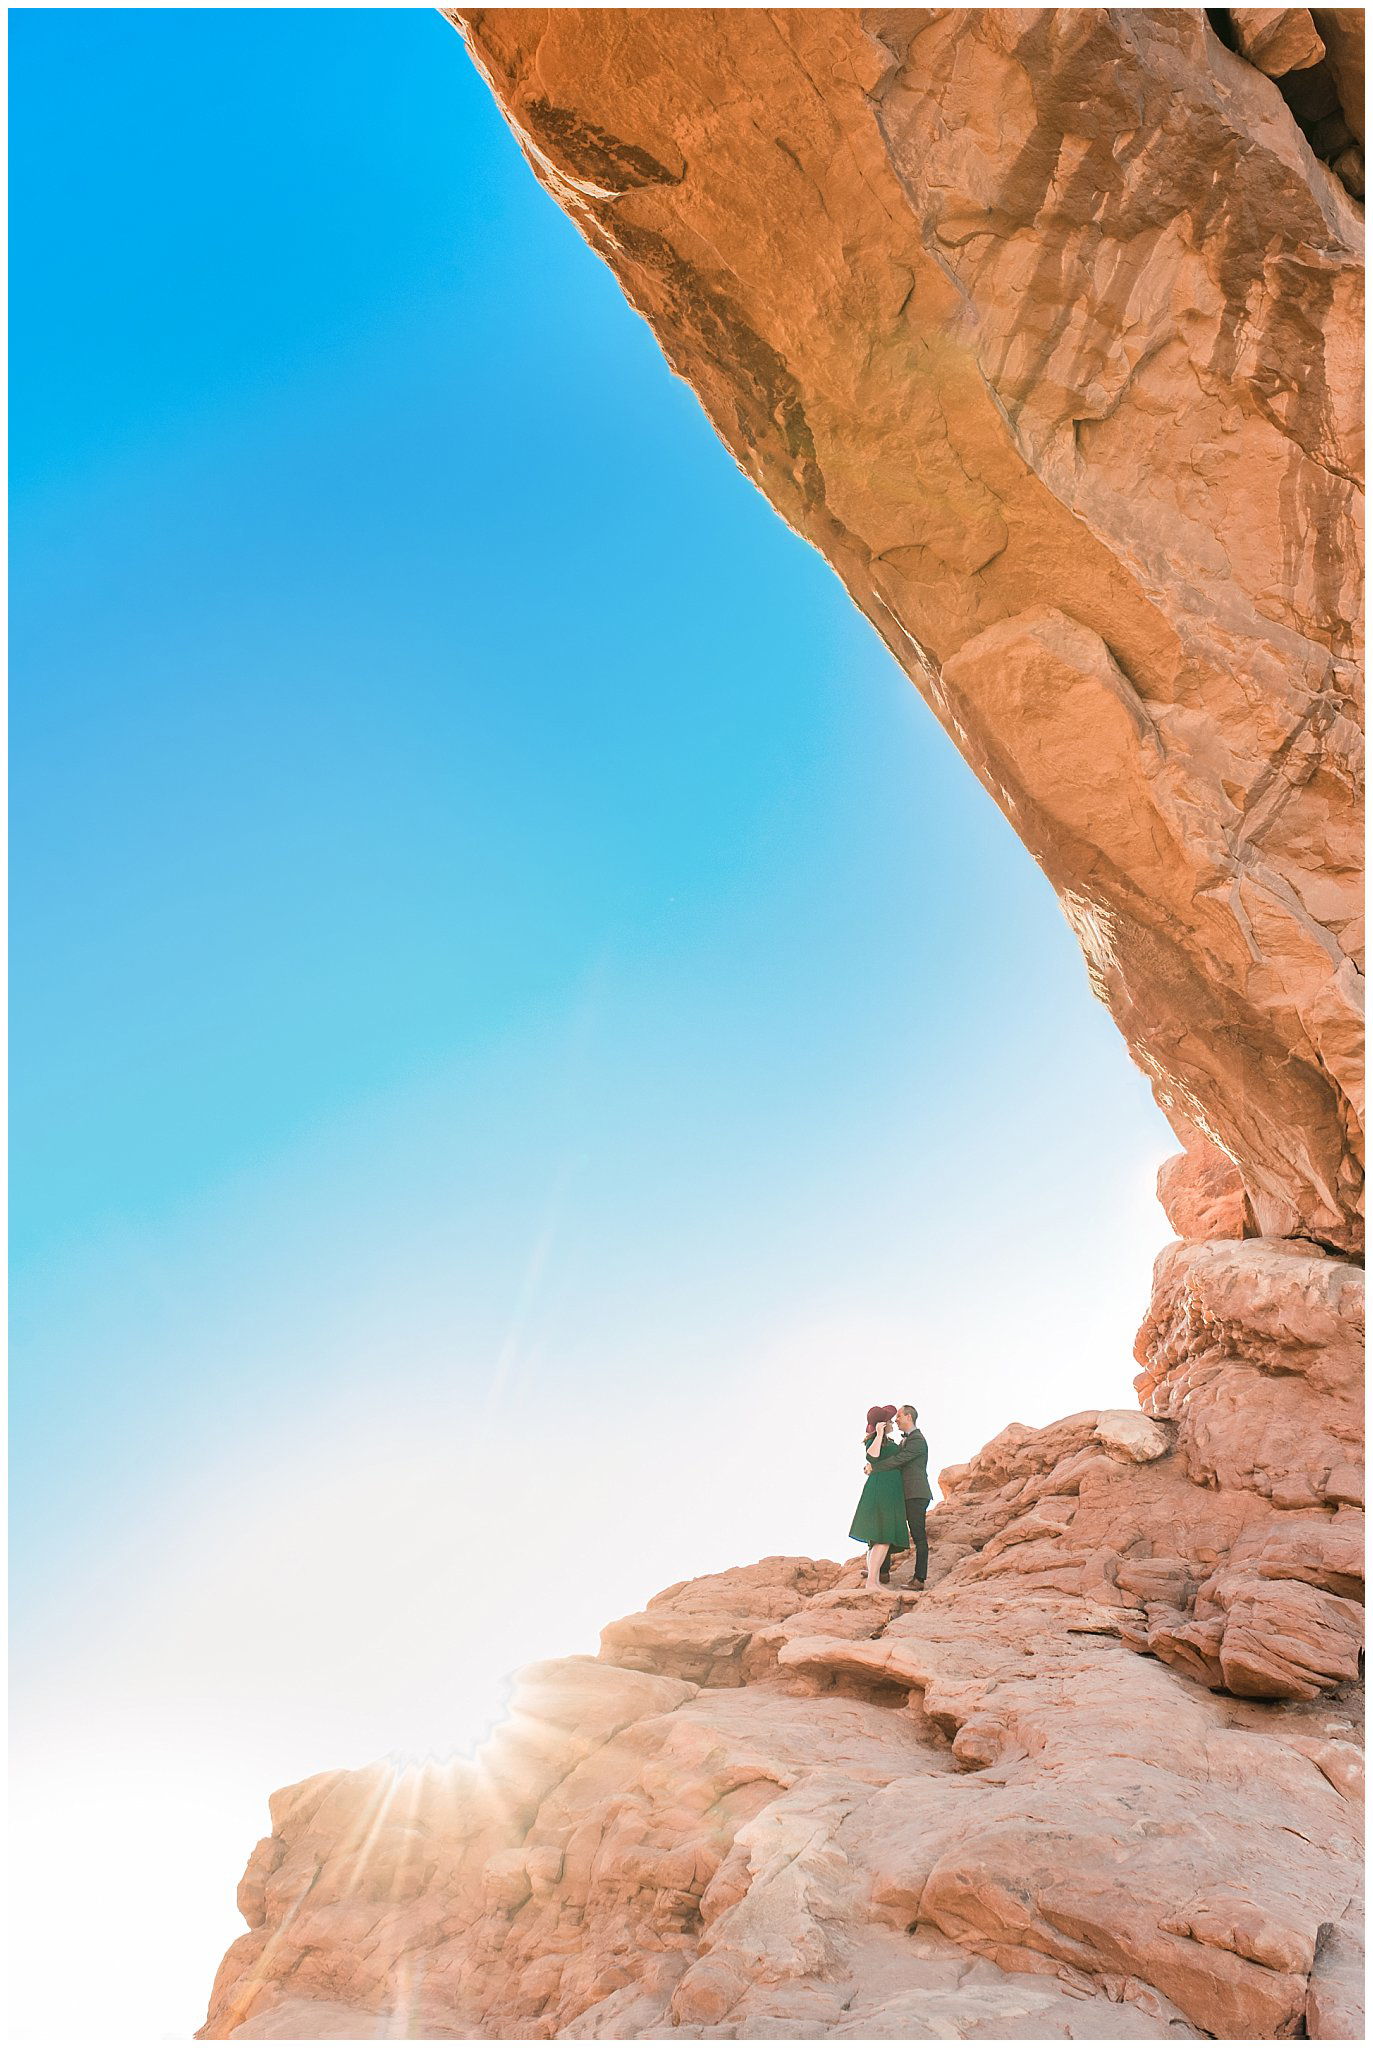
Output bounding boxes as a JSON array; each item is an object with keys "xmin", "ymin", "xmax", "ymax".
[{"xmin": 864, "ymin": 1462, "xmax": 872, "ymax": 1475}]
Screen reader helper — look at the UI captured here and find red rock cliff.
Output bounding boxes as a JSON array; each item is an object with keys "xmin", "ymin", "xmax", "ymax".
[
  {"xmin": 453, "ymin": 4, "xmax": 1364, "ymax": 1255},
  {"xmin": 200, "ymin": 11, "xmax": 1363, "ymax": 2040}
]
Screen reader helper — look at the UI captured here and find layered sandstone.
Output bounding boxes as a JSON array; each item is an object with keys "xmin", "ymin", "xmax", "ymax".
[
  {"xmin": 199, "ymin": 10, "xmax": 1363, "ymax": 2040},
  {"xmin": 200, "ymin": 1253, "xmax": 1363, "ymax": 2038},
  {"xmin": 203, "ymin": 1248, "xmax": 1364, "ymax": 2037}
]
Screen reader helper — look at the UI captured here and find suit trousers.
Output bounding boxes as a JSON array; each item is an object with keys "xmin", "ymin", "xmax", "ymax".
[
  {"xmin": 905, "ymin": 1497, "xmax": 928, "ymax": 1582},
  {"xmin": 877, "ymin": 1497, "xmax": 929, "ymax": 1582}
]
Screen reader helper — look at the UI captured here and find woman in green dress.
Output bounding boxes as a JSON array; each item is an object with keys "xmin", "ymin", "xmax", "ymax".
[{"xmin": 849, "ymin": 1404, "xmax": 908, "ymax": 1590}]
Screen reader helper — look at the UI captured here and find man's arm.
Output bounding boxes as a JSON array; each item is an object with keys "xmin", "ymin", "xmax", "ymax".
[{"xmin": 867, "ymin": 1437, "xmax": 919, "ymax": 1475}]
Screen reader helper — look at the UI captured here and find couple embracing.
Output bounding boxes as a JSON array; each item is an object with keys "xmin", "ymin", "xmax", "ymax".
[{"xmin": 849, "ymin": 1402, "xmax": 930, "ymax": 1592}]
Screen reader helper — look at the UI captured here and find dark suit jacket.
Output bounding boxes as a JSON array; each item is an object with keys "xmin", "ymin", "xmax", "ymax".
[{"xmin": 881, "ymin": 1428, "xmax": 931, "ymax": 1502}]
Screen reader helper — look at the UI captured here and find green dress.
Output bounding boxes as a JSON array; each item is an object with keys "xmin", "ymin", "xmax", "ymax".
[{"xmin": 849, "ymin": 1436, "xmax": 909, "ymax": 1550}]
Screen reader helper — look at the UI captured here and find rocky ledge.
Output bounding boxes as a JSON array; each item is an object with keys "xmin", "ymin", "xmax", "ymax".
[{"xmin": 199, "ymin": 1245, "xmax": 1362, "ymax": 2042}]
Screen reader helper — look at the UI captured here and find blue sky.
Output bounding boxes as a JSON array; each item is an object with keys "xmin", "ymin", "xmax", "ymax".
[{"xmin": 10, "ymin": 11, "xmax": 1175, "ymax": 2039}]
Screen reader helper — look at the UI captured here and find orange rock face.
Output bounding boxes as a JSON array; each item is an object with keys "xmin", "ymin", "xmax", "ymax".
[
  {"xmin": 201, "ymin": 1255, "xmax": 1363, "ymax": 2039},
  {"xmin": 199, "ymin": 11, "xmax": 1364, "ymax": 2041},
  {"xmin": 200, "ymin": 1348, "xmax": 1363, "ymax": 2038},
  {"xmin": 454, "ymin": 5, "xmax": 1364, "ymax": 1253}
]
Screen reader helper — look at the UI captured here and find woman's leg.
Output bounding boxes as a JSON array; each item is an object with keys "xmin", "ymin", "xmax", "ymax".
[{"xmin": 866, "ymin": 1543, "xmax": 890, "ymax": 1589}]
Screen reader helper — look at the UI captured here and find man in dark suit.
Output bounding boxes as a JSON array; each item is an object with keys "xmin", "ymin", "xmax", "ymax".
[{"xmin": 875, "ymin": 1404, "xmax": 931, "ymax": 1587}]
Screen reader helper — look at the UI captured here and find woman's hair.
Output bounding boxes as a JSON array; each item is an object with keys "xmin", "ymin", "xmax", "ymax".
[{"xmin": 865, "ymin": 1403, "xmax": 898, "ymax": 1430}]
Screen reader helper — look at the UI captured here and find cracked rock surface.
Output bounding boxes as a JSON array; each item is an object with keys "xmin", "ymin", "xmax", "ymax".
[
  {"xmin": 199, "ymin": 1459, "xmax": 1362, "ymax": 2038},
  {"xmin": 200, "ymin": 1249, "xmax": 1362, "ymax": 2040}
]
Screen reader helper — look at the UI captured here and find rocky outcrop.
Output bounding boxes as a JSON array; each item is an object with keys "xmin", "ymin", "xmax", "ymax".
[
  {"xmin": 452, "ymin": 5, "xmax": 1364, "ymax": 1253},
  {"xmin": 202, "ymin": 1253, "xmax": 1362, "ymax": 2038},
  {"xmin": 201, "ymin": 1310, "xmax": 1364, "ymax": 2039},
  {"xmin": 1157, "ymin": 1130, "xmax": 1256, "ymax": 1244},
  {"xmin": 1230, "ymin": 8, "xmax": 1330, "ymax": 79},
  {"xmin": 198, "ymin": 1260, "xmax": 1363, "ymax": 2044}
]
